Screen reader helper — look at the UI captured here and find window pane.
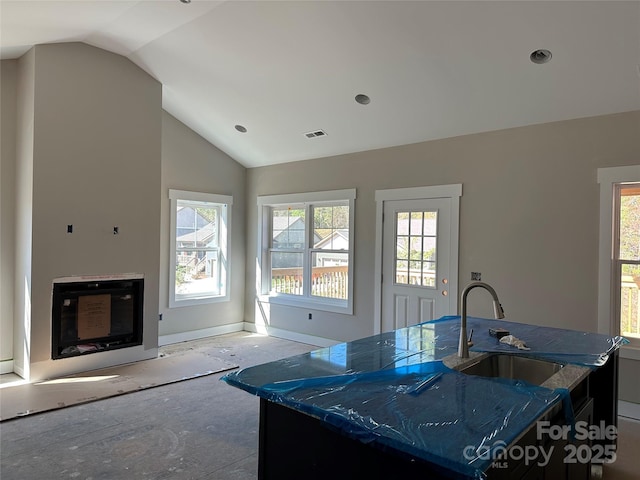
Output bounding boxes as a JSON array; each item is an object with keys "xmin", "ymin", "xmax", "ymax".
[
  {"xmin": 396, "ymin": 212, "xmax": 408, "ymax": 234},
  {"xmin": 396, "ymin": 260, "xmax": 409, "ymax": 284},
  {"xmin": 270, "ymin": 252, "xmax": 303, "ymax": 295},
  {"xmin": 423, "ymin": 211, "xmax": 437, "ymax": 235},
  {"xmin": 311, "ymin": 252, "xmax": 349, "ymax": 299},
  {"xmin": 272, "ymin": 207, "xmax": 305, "ymax": 249},
  {"xmin": 313, "ymin": 204, "xmax": 349, "ymax": 250},
  {"xmin": 620, "ymin": 263, "xmax": 640, "ymax": 339},
  {"xmin": 422, "ymin": 237, "xmax": 436, "ymax": 287},
  {"xmin": 195, "ymin": 207, "xmax": 217, "ymax": 245},
  {"xmin": 396, "ymin": 236, "xmax": 408, "ymax": 260},
  {"xmin": 619, "ymin": 189, "xmax": 640, "ymax": 260},
  {"xmin": 175, "ymin": 249, "xmax": 220, "ymax": 298},
  {"xmin": 410, "ymin": 211, "xmax": 423, "ymax": 234}
]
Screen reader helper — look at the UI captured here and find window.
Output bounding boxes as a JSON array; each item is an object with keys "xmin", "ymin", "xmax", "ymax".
[
  {"xmin": 258, "ymin": 189, "xmax": 356, "ymax": 314},
  {"xmin": 598, "ymin": 166, "xmax": 640, "ymax": 355},
  {"xmin": 169, "ymin": 190, "xmax": 232, "ymax": 307},
  {"xmin": 614, "ymin": 184, "xmax": 640, "ymax": 345}
]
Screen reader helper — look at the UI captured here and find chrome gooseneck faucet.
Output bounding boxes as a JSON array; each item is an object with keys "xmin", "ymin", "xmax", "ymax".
[{"xmin": 458, "ymin": 282, "xmax": 505, "ymax": 358}]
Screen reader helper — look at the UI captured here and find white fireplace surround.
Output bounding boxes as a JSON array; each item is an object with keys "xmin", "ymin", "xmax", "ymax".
[
  {"xmin": 54, "ymin": 273, "xmax": 144, "ymax": 284},
  {"xmin": 23, "ymin": 273, "xmax": 156, "ymax": 382}
]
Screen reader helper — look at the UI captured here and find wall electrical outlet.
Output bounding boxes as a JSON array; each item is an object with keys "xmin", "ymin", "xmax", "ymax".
[
  {"xmin": 471, "ymin": 272, "xmax": 482, "ymax": 281},
  {"xmin": 308, "ymin": 313, "xmax": 313, "ymax": 320}
]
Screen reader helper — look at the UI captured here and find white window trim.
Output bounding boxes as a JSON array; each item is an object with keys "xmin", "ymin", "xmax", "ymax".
[
  {"xmin": 169, "ymin": 189, "xmax": 233, "ymax": 308},
  {"xmin": 257, "ymin": 189, "xmax": 356, "ymax": 315},
  {"xmin": 597, "ymin": 166, "xmax": 640, "ymax": 360}
]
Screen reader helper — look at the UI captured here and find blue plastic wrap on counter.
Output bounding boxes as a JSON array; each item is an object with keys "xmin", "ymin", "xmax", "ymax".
[
  {"xmin": 221, "ymin": 316, "xmax": 627, "ymax": 479},
  {"xmin": 433, "ymin": 316, "xmax": 629, "ymax": 367}
]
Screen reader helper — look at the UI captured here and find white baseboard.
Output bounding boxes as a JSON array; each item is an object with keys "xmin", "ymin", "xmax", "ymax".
[
  {"xmin": 160, "ymin": 322, "xmax": 337, "ymax": 349},
  {"xmin": 159, "ymin": 323, "xmax": 245, "ymax": 346},
  {"xmin": 0, "ymin": 359, "xmax": 14, "ymax": 374},
  {"xmin": 242, "ymin": 322, "xmax": 338, "ymax": 348},
  {"xmin": 619, "ymin": 400, "xmax": 640, "ymax": 421}
]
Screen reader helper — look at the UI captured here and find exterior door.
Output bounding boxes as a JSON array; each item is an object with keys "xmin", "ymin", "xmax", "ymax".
[{"xmin": 381, "ymin": 198, "xmax": 454, "ymax": 331}]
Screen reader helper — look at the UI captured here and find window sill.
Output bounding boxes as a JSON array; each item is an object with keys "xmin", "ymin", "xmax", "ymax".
[
  {"xmin": 258, "ymin": 294, "xmax": 353, "ymax": 315},
  {"xmin": 169, "ymin": 295, "xmax": 229, "ymax": 309},
  {"xmin": 620, "ymin": 344, "xmax": 640, "ymax": 361}
]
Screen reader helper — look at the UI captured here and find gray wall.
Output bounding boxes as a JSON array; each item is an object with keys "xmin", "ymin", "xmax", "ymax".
[
  {"xmin": 245, "ymin": 110, "xmax": 640, "ymax": 402},
  {"xmin": 1, "ymin": 44, "xmax": 248, "ymax": 381},
  {"xmin": 13, "ymin": 43, "xmax": 163, "ymax": 380},
  {"xmin": 0, "ymin": 59, "xmax": 17, "ymax": 367},
  {"xmin": 13, "ymin": 49, "xmax": 36, "ymax": 378},
  {"xmin": 160, "ymin": 112, "xmax": 246, "ymax": 337}
]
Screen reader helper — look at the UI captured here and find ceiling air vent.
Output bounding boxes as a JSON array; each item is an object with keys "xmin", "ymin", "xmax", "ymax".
[{"xmin": 304, "ymin": 130, "xmax": 327, "ymax": 139}]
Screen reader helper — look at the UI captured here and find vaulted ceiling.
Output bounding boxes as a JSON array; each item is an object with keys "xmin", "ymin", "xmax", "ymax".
[{"xmin": 2, "ymin": 1, "xmax": 639, "ymax": 168}]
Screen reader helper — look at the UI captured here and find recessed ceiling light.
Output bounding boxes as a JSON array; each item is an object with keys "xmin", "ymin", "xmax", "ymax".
[
  {"xmin": 530, "ymin": 49, "xmax": 552, "ymax": 64},
  {"xmin": 235, "ymin": 125, "xmax": 247, "ymax": 133},
  {"xmin": 355, "ymin": 94, "xmax": 371, "ymax": 105}
]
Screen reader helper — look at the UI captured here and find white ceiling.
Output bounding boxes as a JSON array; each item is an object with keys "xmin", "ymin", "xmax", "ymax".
[{"xmin": 2, "ymin": 1, "xmax": 639, "ymax": 168}]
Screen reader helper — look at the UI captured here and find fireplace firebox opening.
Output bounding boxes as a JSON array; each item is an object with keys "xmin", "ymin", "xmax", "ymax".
[{"xmin": 51, "ymin": 278, "xmax": 144, "ymax": 360}]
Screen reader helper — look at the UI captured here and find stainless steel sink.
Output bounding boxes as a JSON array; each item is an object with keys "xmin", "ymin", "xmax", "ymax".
[{"xmin": 459, "ymin": 354, "xmax": 564, "ymax": 385}]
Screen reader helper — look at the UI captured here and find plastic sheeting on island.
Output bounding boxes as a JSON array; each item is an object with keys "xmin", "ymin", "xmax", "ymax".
[{"xmin": 222, "ymin": 316, "xmax": 628, "ymax": 479}]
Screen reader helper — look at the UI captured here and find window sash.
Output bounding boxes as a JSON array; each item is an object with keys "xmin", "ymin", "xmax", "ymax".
[
  {"xmin": 169, "ymin": 189, "xmax": 232, "ymax": 308},
  {"xmin": 597, "ymin": 167, "xmax": 640, "ymax": 356},
  {"xmin": 612, "ymin": 182, "xmax": 640, "ymax": 347}
]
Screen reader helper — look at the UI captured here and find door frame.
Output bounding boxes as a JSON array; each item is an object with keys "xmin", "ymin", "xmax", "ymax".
[{"xmin": 373, "ymin": 184, "xmax": 462, "ymax": 334}]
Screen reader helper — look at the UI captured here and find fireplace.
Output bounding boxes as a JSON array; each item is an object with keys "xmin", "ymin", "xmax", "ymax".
[{"xmin": 51, "ymin": 277, "xmax": 144, "ymax": 360}]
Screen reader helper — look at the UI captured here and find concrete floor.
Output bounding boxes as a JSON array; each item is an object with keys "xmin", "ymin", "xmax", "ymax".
[
  {"xmin": 1, "ymin": 332, "xmax": 639, "ymax": 479},
  {"xmin": 0, "ymin": 332, "xmax": 317, "ymax": 480}
]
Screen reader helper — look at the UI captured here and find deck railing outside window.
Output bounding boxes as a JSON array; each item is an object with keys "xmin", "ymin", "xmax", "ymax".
[
  {"xmin": 620, "ymin": 275, "xmax": 640, "ymax": 338},
  {"xmin": 272, "ymin": 266, "xmax": 348, "ymax": 299}
]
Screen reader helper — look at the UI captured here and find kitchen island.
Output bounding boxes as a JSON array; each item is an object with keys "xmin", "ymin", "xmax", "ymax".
[{"xmin": 222, "ymin": 316, "xmax": 626, "ymax": 479}]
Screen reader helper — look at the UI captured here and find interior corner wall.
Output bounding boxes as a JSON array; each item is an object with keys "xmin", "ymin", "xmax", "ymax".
[
  {"xmin": 244, "ymin": 111, "xmax": 640, "ymax": 341},
  {"xmin": 0, "ymin": 59, "xmax": 18, "ymax": 368},
  {"xmin": 24, "ymin": 43, "xmax": 162, "ymax": 381},
  {"xmin": 159, "ymin": 112, "xmax": 246, "ymax": 339},
  {"xmin": 13, "ymin": 50, "xmax": 36, "ymax": 379}
]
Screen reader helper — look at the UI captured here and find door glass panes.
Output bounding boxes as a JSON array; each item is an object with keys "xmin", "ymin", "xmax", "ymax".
[
  {"xmin": 617, "ymin": 185, "xmax": 640, "ymax": 339},
  {"xmin": 394, "ymin": 211, "xmax": 437, "ymax": 287}
]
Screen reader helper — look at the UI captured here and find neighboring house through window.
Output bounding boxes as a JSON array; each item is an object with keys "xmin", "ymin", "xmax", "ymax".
[
  {"xmin": 258, "ymin": 189, "xmax": 356, "ymax": 314},
  {"xmin": 169, "ymin": 189, "xmax": 232, "ymax": 307},
  {"xmin": 598, "ymin": 166, "xmax": 640, "ymax": 354}
]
